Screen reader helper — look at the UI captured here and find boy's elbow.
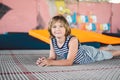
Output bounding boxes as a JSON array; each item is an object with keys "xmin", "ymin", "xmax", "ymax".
[
  {"xmin": 66, "ymin": 60, "xmax": 73, "ymax": 66},
  {"xmin": 68, "ymin": 63, "xmax": 73, "ymax": 66}
]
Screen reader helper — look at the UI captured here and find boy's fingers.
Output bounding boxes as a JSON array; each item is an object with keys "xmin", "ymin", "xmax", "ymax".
[
  {"xmin": 38, "ymin": 63, "xmax": 46, "ymax": 67},
  {"xmin": 38, "ymin": 57, "xmax": 46, "ymax": 60},
  {"xmin": 36, "ymin": 59, "xmax": 42, "ymax": 65},
  {"xmin": 41, "ymin": 57, "xmax": 46, "ymax": 60}
]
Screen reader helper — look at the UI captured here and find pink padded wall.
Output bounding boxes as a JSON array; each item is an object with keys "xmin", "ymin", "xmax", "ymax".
[
  {"xmin": 112, "ymin": 4, "xmax": 120, "ymax": 33},
  {"xmin": 0, "ymin": 1, "xmax": 120, "ymax": 33},
  {"xmin": 0, "ymin": 0, "xmax": 50, "ymax": 34}
]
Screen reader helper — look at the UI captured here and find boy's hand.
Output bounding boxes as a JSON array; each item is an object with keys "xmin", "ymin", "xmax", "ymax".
[
  {"xmin": 36, "ymin": 57, "xmax": 47, "ymax": 66},
  {"xmin": 36, "ymin": 57, "xmax": 52, "ymax": 67},
  {"xmin": 40, "ymin": 58, "xmax": 51, "ymax": 66}
]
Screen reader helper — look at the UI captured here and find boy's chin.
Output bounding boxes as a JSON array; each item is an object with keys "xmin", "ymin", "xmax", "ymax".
[
  {"xmin": 54, "ymin": 35, "xmax": 63, "ymax": 37},
  {"xmin": 55, "ymin": 36, "xmax": 64, "ymax": 38}
]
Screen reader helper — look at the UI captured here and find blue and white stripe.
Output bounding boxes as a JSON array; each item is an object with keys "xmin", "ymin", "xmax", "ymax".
[
  {"xmin": 52, "ymin": 36, "xmax": 71, "ymax": 59},
  {"xmin": 52, "ymin": 36, "xmax": 94, "ymax": 64},
  {"xmin": 74, "ymin": 45, "xmax": 95, "ymax": 64}
]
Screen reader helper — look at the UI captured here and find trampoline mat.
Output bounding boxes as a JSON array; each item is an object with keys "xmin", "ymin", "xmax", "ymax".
[{"xmin": 0, "ymin": 50, "xmax": 120, "ymax": 80}]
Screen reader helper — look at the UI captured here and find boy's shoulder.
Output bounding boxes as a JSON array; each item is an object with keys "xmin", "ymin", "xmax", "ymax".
[{"xmin": 69, "ymin": 35, "xmax": 78, "ymax": 42}]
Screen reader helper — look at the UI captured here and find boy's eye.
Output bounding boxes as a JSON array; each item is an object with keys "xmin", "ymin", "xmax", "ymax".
[
  {"xmin": 60, "ymin": 26, "xmax": 63, "ymax": 28},
  {"xmin": 52, "ymin": 26, "xmax": 56, "ymax": 28},
  {"xmin": 52, "ymin": 25, "xmax": 63, "ymax": 28}
]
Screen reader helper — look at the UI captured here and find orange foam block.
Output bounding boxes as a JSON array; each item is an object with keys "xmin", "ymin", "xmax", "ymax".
[{"xmin": 29, "ymin": 28, "xmax": 120, "ymax": 44}]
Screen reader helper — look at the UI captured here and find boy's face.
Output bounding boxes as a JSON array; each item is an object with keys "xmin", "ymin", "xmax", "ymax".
[{"xmin": 51, "ymin": 21, "xmax": 66, "ymax": 38}]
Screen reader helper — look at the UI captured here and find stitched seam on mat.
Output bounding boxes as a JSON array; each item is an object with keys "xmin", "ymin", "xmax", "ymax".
[{"xmin": 1, "ymin": 66, "xmax": 120, "ymax": 75}]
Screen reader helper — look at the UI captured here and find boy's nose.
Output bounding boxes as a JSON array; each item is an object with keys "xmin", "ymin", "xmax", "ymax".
[{"xmin": 56, "ymin": 27, "xmax": 60, "ymax": 30}]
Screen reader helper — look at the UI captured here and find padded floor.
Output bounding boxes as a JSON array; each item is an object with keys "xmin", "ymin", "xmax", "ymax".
[
  {"xmin": 0, "ymin": 47, "xmax": 120, "ymax": 80},
  {"xmin": 29, "ymin": 28, "xmax": 120, "ymax": 44}
]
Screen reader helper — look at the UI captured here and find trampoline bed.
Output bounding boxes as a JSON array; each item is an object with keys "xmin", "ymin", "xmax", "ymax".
[{"xmin": 0, "ymin": 49, "xmax": 120, "ymax": 80}]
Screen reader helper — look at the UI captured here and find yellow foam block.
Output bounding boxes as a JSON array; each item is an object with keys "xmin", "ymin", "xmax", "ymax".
[{"xmin": 29, "ymin": 28, "xmax": 120, "ymax": 44}]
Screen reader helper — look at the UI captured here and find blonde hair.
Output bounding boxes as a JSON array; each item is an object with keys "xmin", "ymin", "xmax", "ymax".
[{"xmin": 48, "ymin": 15, "xmax": 71, "ymax": 38}]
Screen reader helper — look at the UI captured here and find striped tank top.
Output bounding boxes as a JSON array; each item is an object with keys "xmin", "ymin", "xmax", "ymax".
[{"xmin": 51, "ymin": 35, "xmax": 94, "ymax": 64}]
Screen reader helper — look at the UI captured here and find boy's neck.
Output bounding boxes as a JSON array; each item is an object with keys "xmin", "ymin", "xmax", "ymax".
[{"xmin": 56, "ymin": 36, "xmax": 66, "ymax": 44}]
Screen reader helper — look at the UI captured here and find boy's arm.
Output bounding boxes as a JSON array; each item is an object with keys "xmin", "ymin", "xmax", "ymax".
[
  {"xmin": 48, "ymin": 40, "xmax": 57, "ymax": 60},
  {"xmin": 41, "ymin": 37, "xmax": 78, "ymax": 66}
]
